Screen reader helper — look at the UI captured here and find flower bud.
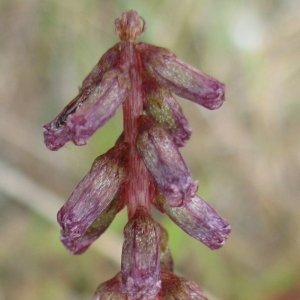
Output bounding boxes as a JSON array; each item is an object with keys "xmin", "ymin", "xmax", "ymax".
[
  {"xmin": 43, "ymin": 44, "xmax": 129, "ymax": 151},
  {"xmin": 137, "ymin": 115, "xmax": 197, "ymax": 207},
  {"xmin": 57, "ymin": 142, "xmax": 129, "ymax": 254},
  {"xmin": 156, "ymin": 190, "xmax": 231, "ymax": 250},
  {"xmin": 115, "ymin": 10, "xmax": 146, "ymax": 42},
  {"xmin": 136, "ymin": 42, "xmax": 225, "ymax": 110}
]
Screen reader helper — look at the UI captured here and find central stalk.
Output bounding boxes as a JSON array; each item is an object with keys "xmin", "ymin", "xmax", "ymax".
[{"xmin": 122, "ymin": 42, "xmax": 150, "ymax": 219}]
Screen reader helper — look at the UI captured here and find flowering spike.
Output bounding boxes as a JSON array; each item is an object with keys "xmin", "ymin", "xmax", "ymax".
[
  {"xmin": 156, "ymin": 190, "xmax": 231, "ymax": 250},
  {"xmin": 137, "ymin": 115, "xmax": 197, "ymax": 207},
  {"xmin": 57, "ymin": 142, "xmax": 129, "ymax": 254},
  {"xmin": 136, "ymin": 43, "xmax": 225, "ymax": 110},
  {"xmin": 143, "ymin": 80, "xmax": 191, "ymax": 147},
  {"xmin": 43, "ymin": 10, "xmax": 230, "ymax": 300},
  {"xmin": 121, "ymin": 206, "xmax": 161, "ymax": 299}
]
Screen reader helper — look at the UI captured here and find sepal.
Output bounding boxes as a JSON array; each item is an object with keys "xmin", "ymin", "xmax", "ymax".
[{"xmin": 143, "ymin": 80, "xmax": 191, "ymax": 147}]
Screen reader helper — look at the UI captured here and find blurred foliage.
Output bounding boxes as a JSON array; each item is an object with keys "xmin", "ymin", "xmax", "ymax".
[{"xmin": 0, "ymin": 0, "xmax": 300, "ymax": 299}]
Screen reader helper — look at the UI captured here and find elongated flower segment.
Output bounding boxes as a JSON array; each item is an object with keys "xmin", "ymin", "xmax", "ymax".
[
  {"xmin": 156, "ymin": 190, "xmax": 231, "ymax": 250},
  {"xmin": 43, "ymin": 10, "xmax": 230, "ymax": 299},
  {"xmin": 136, "ymin": 115, "xmax": 198, "ymax": 207},
  {"xmin": 121, "ymin": 207, "xmax": 162, "ymax": 299},
  {"xmin": 136, "ymin": 43, "xmax": 225, "ymax": 110},
  {"xmin": 57, "ymin": 142, "xmax": 129, "ymax": 254}
]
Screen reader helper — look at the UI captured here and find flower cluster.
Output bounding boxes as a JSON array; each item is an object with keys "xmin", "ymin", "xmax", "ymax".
[{"xmin": 43, "ymin": 10, "xmax": 230, "ymax": 300}]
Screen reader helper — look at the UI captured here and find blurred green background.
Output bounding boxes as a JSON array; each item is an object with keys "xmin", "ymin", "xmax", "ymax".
[{"xmin": 0, "ymin": 0, "xmax": 300, "ymax": 299}]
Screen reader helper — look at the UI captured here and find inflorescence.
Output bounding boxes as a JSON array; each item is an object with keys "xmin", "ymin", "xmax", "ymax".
[{"xmin": 43, "ymin": 10, "xmax": 230, "ymax": 300}]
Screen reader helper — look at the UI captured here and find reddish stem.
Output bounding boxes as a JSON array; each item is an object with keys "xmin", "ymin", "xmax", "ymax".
[{"xmin": 122, "ymin": 42, "xmax": 151, "ymax": 219}]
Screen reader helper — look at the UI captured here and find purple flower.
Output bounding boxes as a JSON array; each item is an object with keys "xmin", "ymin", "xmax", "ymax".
[
  {"xmin": 136, "ymin": 42, "xmax": 225, "ymax": 110},
  {"xmin": 121, "ymin": 206, "xmax": 161, "ymax": 299},
  {"xmin": 43, "ymin": 10, "xmax": 230, "ymax": 300},
  {"xmin": 136, "ymin": 115, "xmax": 198, "ymax": 207},
  {"xmin": 43, "ymin": 44, "xmax": 129, "ymax": 151},
  {"xmin": 57, "ymin": 142, "xmax": 129, "ymax": 254},
  {"xmin": 156, "ymin": 190, "xmax": 230, "ymax": 250}
]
